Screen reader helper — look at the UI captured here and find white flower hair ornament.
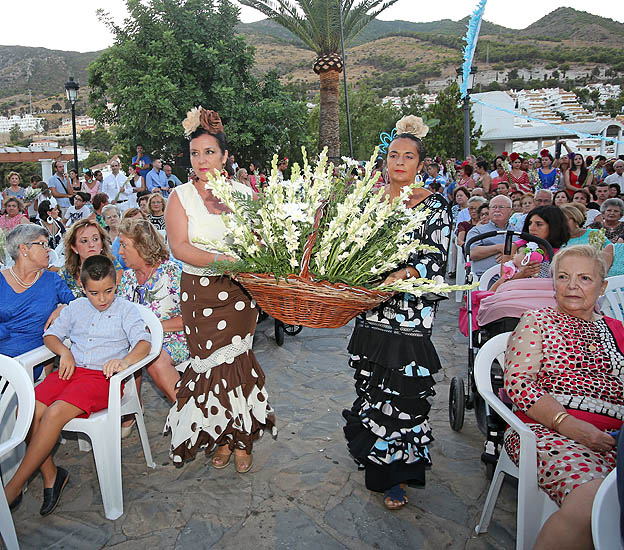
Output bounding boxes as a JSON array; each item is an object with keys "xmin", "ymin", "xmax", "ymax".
[
  {"xmin": 182, "ymin": 107, "xmax": 202, "ymax": 137},
  {"xmin": 395, "ymin": 115, "xmax": 429, "ymax": 140}
]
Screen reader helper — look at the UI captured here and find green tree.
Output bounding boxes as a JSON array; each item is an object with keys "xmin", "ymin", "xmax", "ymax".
[
  {"xmin": 80, "ymin": 127, "xmax": 114, "ymax": 152},
  {"xmin": 237, "ymin": 0, "xmax": 399, "ymax": 160},
  {"xmin": 88, "ymin": 0, "xmax": 309, "ymax": 167},
  {"xmin": 84, "ymin": 151, "xmax": 108, "ymax": 168},
  {"xmin": 9, "ymin": 125, "xmax": 23, "ymax": 145},
  {"xmin": 424, "ymin": 83, "xmax": 483, "ymax": 160},
  {"xmin": 0, "ymin": 163, "xmax": 40, "ymax": 189}
]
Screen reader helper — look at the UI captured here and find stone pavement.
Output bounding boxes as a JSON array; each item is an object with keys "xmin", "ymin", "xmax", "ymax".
[{"xmin": 9, "ymin": 298, "xmax": 519, "ymax": 550}]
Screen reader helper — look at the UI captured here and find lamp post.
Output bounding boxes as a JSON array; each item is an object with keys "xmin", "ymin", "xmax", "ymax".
[
  {"xmin": 456, "ymin": 66, "xmax": 477, "ymax": 159},
  {"xmin": 64, "ymin": 76, "xmax": 80, "ymax": 172},
  {"xmin": 338, "ymin": 0, "xmax": 353, "ymax": 159}
]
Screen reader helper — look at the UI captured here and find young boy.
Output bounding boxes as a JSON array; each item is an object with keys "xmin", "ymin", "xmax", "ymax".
[
  {"xmin": 63, "ymin": 191, "xmax": 91, "ymax": 227},
  {"xmin": 4, "ymin": 255, "xmax": 150, "ymax": 516}
]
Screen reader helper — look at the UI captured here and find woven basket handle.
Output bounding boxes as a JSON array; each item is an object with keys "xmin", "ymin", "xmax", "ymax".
[{"xmin": 299, "ymin": 201, "xmax": 327, "ymax": 279}]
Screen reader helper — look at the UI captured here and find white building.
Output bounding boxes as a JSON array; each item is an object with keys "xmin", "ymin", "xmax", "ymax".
[
  {"xmin": 0, "ymin": 114, "xmax": 44, "ymax": 134},
  {"xmin": 472, "ymin": 91, "xmax": 623, "ymax": 158}
]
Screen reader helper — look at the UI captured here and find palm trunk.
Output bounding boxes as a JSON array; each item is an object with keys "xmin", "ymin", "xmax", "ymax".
[{"xmin": 318, "ymin": 69, "xmax": 341, "ymax": 161}]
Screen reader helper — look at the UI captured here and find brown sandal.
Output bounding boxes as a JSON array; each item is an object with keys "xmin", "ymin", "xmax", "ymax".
[
  {"xmin": 211, "ymin": 445, "xmax": 232, "ymax": 469},
  {"xmin": 234, "ymin": 449, "xmax": 253, "ymax": 474}
]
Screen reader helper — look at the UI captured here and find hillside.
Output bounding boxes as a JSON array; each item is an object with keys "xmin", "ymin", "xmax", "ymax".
[
  {"xmin": 0, "ymin": 6, "xmax": 623, "ymax": 114},
  {"xmin": 523, "ymin": 7, "xmax": 624, "ymax": 42},
  {"xmin": 0, "ymin": 46, "xmax": 99, "ymax": 99}
]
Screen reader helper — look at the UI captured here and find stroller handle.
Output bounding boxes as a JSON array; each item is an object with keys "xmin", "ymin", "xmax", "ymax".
[{"xmin": 464, "ymin": 230, "xmax": 554, "ymax": 261}]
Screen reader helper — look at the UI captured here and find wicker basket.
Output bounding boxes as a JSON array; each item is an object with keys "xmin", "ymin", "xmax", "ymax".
[{"xmin": 235, "ymin": 205, "xmax": 393, "ymax": 328}]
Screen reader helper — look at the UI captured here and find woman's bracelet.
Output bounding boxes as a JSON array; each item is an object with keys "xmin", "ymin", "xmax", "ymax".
[
  {"xmin": 552, "ymin": 411, "xmax": 570, "ymax": 431},
  {"xmin": 214, "ymin": 253, "xmax": 220, "ymax": 263}
]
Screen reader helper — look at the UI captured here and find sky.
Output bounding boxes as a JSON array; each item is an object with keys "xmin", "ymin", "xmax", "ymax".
[{"xmin": 2, "ymin": 0, "xmax": 623, "ymax": 53}]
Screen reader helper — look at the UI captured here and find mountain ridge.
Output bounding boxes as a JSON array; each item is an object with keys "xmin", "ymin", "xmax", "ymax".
[{"xmin": 0, "ymin": 7, "xmax": 622, "ymax": 112}]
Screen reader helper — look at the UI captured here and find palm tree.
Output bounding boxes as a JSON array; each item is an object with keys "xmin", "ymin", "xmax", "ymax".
[{"xmin": 238, "ymin": 0, "xmax": 399, "ymax": 160}]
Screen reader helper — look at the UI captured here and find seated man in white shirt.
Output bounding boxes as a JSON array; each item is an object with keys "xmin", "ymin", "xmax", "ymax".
[
  {"xmin": 605, "ymin": 160, "xmax": 624, "ymax": 192},
  {"xmin": 465, "ymin": 195, "xmax": 514, "ymax": 277}
]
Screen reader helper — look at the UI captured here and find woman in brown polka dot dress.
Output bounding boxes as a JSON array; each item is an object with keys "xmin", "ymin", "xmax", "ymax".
[
  {"xmin": 503, "ymin": 245, "xmax": 624, "ymax": 549},
  {"xmin": 163, "ymin": 108, "xmax": 276, "ymax": 473}
]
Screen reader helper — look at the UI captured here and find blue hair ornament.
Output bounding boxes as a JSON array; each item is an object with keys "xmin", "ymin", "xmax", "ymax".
[{"xmin": 378, "ymin": 128, "xmax": 397, "ymax": 155}]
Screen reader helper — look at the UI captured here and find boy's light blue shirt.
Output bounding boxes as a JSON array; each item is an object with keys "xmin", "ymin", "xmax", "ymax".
[{"xmin": 44, "ymin": 296, "xmax": 150, "ymax": 371}]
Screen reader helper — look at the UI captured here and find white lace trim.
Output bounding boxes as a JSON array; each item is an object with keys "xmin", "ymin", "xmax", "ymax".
[{"xmin": 185, "ymin": 333, "xmax": 254, "ymax": 373}]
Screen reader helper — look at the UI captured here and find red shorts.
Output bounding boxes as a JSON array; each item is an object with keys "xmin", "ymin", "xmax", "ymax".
[{"xmin": 35, "ymin": 367, "xmax": 122, "ymax": 418}]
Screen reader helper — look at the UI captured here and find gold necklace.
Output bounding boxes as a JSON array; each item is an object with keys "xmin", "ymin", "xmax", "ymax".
[{"xmin": 10, "ymin": 267, "xmax": 42, "ymax": 288}]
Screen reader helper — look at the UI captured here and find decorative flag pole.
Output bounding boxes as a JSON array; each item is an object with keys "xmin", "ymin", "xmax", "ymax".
[{"xmin": 460, "ymin": 0, "xmax": 488, "ymax": 99}]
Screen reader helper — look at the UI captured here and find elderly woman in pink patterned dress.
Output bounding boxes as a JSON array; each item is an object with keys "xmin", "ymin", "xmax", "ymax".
[
  {"xmin": 503, "ymin": 244, "xmax": 624, "ymax": 549},
  {"xmin": 116, "ymin": 218, "xmax": 187, "ymax": 410}
]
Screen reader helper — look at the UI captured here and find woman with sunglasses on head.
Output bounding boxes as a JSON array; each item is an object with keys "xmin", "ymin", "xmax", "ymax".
[{"xmin": 0, "ymin": 224, "xmax": 74, "ymax": 381}]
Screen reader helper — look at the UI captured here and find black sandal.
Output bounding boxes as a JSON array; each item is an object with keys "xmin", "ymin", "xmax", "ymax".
[{"xmin": 383, "ymin": 484, "xmax": 408, "ymax": 510}]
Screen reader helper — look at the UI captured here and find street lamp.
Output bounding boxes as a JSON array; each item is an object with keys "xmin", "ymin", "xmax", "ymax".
[
  {"xmin": 64, "ymin": 76, "xmax": 80, "ymax": 173},
  {"xmin": 456, "ymin": 66, "xmax": 478, "ymax": 159}
]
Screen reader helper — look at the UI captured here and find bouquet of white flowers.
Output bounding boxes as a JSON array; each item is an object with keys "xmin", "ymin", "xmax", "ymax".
[
  {"xmin": 23, "ymin": 186, "xmax": 39, "ymax": 203},
  {"xmin": 195, "ymin": 148, "xmax": 472, "ymax": 327}
]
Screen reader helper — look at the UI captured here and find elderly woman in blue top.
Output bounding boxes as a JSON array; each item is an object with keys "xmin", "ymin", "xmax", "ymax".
[
  {"xmin": 3, "ymin": 255, "xmax": 151, "ymax": 516},
  {"xmin": 0, "ymin": 224, "xmax": 74, "ymax": 380}
]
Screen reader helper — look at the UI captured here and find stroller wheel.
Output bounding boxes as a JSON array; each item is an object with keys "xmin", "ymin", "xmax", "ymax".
[
  {"xmin": 275, "ymin": 320, "xmax": 285, "ymax": 346},
  {"xmin": 284, "ymin": 324, "xmax": 303, "ymax": 336},
  {"xmin": 449, "ymin": 377, "xmax": 466, "ymax": 432}
]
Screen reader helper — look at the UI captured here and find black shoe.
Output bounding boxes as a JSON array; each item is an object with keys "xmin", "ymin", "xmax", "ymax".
[
  {"xmin": 40, "ymin": 467, "xmax": 69, "ymax": 516},
  {"xmin": 9, "ymin": 491, "xmax": 22, "ymax": 512}
]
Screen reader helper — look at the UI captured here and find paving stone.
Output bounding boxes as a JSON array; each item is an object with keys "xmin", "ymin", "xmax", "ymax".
[{"xmin": 9, "ymin": 299, "xmax": 518, "ymax": 549}]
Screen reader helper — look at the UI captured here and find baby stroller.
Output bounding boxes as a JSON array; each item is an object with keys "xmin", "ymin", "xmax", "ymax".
[
  {"xmin": 256, "ymin": 310, "xmax": 303, "ymax": 346},
  {"xmin": 449, "ymin": 230, "xmax": 554, "ymax": 477}
]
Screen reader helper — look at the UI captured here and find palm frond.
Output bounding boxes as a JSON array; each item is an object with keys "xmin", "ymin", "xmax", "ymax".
[{"xmin": 239, "ymin": 0, "xmax": 398, "ymax": 55}]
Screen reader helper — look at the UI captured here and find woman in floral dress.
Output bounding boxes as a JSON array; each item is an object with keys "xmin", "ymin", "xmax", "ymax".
[
  {"xmin": 117, "ymin": 218, "xmax": 187, "ymax": 404},
  {"xmin": 504, "ymin": 245, "xmax": 624, "ymax": 549},
  {"xmin": 343, "ymin": 117, "xmax": 451, "ymax": 510}
]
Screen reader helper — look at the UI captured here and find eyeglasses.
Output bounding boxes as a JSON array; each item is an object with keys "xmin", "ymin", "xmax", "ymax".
[
  {"xmin": 490, "ymin": 205, "xmax": 511, "ymax": 210},
  {"xmin": 27, "ymin": 241, "xmax": 50, "ymax": 250}
]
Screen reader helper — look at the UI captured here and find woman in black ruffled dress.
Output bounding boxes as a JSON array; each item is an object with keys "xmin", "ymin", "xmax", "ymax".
[{"xmin": 343, "ymin": 126, "xmax": 451, "ymax": 510}]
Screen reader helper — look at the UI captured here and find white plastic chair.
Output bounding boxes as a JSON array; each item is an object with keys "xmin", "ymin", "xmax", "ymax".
[
  {"xmin": 478, "ymin": 264, "xmax": 500, "ymax": 291},
  {"xmin": 0, "ymin": 356, "xmax": 36, "ymax": 550},
  {"xmin": 0, "ymin": 345, "xmax": 57, "ymax": 487},
  {"xmin": 591, "ymin": 469, "xmax": 624, "ymax": 550},
  {"xmin": 474, "ymin": 332, "xmax": 558, "ymax": 550},
  {"xmin": 61, "ymin": 304, "xmax": 162, "ymax": 520},
  {"xmin": 601, "ymin": 275, "xmax": 624, "ymax": 322}
]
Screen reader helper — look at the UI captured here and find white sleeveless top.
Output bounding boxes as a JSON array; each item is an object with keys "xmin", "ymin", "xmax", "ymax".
[{"xmin": 174, "ymin": 181, "xmax": 250, "ymax": 276}]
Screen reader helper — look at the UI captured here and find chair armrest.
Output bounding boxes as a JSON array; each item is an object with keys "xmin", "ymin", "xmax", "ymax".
[
  {"xmin": 15, "ymin": 345, "xmax": 55, "ymax": 370},
  {"xmin": 479, "ymin": 387, "xmax": 535, "ymax": 440},
  {"xmin": 106, "ymin": 348, "xmax": 161, "ymax": 414}
]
